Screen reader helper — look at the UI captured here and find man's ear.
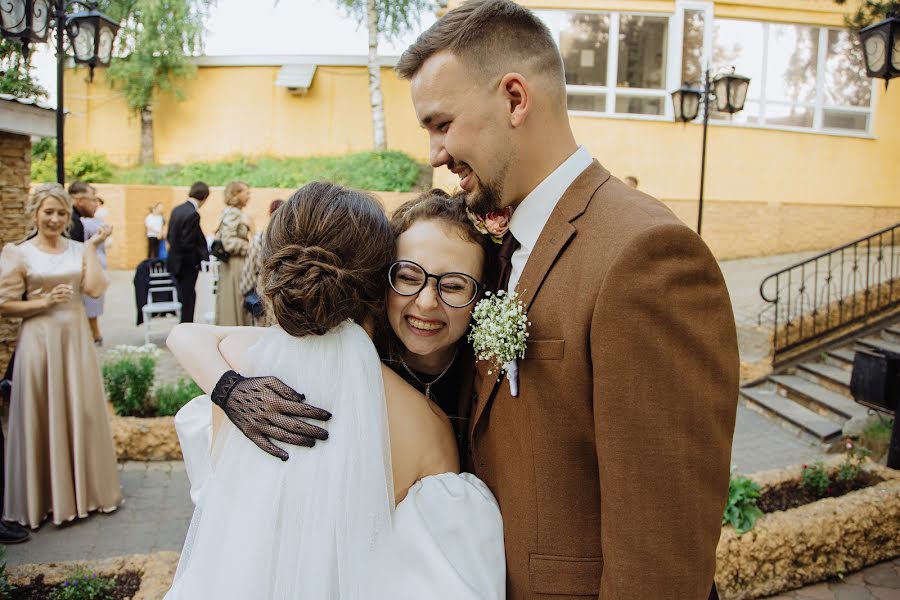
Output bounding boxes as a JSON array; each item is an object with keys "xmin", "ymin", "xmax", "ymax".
[{"xmin": 499, "ymin": 72, "xmax": 532, "ymax": 128}]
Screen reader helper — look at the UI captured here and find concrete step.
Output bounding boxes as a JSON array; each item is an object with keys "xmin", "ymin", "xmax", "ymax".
[
  {"xmin": 824, "ymin": 347, "xmax": 856, "ymax": 370},
  {"xmin": 882, "ymin": 326, "xmax": 900, "ymax": 344},
  {"xmin": 769, "ymin": 374, "xmax": 868, "ymax": 420},
  {"xmin": 740, "ymin": 386, "xmax": 843, "ymax": 442},
  {"xmin": 858, "ymin": 336, "xmax": 900, "ymax": 357},
  {"xmin": 796, "ymin": 362, "xmax": 852, "ymax": 392}
]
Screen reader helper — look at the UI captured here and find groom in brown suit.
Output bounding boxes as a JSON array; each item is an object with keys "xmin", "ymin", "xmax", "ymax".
[{"xmin": 396, "ymin": 1, "xmax": 739, "ymax": 597}]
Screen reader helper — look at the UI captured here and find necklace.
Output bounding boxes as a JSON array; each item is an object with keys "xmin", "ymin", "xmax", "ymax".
[{"xmin": 398, "ymin": 347, "xmax": 458, "ymax": 401}]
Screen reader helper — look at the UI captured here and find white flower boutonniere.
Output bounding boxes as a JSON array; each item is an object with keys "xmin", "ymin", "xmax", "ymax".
[{"xmin": 467, "ymin": 290, "xmax": 530, "ymax": 396}]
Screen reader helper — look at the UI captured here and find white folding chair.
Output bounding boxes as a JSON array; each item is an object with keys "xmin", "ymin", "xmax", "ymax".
[
  {"xmin": 199, "ymin": 258, "xmax": 220, "ymax": 325},
  {"xmin": 142, "ymin": 261, "xmax": 183, "ymax": 344}
]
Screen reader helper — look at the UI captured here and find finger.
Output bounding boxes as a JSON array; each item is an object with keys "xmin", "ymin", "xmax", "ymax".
[
  {"xmin": 262, "ymin": 424, "xmax": 315, "ymax": 448},
  {"xmin": 269, "ymin": 396, "xmax": 331, "ymax": 423},
  {"xmin": 266, "ymin": 414, "xmax": 328, "ymax": 441},
  {"xmin": 251, "ymin": 434, "xmax": 289, "ymax": 461},
  {"xmin": 268, "ymin": 427, "xmax": 317, "ymax": 448},
  {"xmin": 263, "ymin": 378, "xmax": 304, "ymax": 402}
]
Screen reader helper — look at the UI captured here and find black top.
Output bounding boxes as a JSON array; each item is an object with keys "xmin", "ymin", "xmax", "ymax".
[
  {"xmin": 387, "ymin": 351, "xmax": 469, "ymax": 459},
  {"xmin": 69, "ymin": 207, "xmax": 84, "ymax": 243}
]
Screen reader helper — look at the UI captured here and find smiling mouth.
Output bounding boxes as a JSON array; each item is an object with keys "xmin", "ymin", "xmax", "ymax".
[{"xmin": 406, "ymin": 316, "xmax": 445, "ymax": 332}]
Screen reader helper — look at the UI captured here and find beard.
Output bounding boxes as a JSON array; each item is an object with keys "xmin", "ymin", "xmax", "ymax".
[{"xmin": 462, "ymin": 160, "xmax": 510, "ymax": 215}]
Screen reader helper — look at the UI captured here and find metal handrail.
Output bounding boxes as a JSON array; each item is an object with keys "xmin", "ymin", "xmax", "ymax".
[{"xmin": 759, "ymin": 223, "xmax": 900, "ymax": 364}]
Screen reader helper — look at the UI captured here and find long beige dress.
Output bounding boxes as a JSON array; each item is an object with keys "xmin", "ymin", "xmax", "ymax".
[
  {"xmin": 214, "ymin": 206, "xmax": 251, "ymax": 327},
  {"xmin": 0, "ymin": 239, "xmax": 122, "ymax": 528}
]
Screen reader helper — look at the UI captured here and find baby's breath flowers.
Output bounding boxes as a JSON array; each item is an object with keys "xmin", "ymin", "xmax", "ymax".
[
  {"xmin": 105, "ymin": 343, "xmax": 161, "ymax": 360},
  {"xmin": 468, "ymin": 290, "xmax": 530, "ymax": 395}
]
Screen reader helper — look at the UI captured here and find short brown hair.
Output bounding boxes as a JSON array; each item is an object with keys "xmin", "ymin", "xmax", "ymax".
[
  {"xmin": 391, "ymin": 189, "xmax": 489, "ymax": 255},
  {"xmin": 224, "ymin": 181, "xmax": 248, "ymax": 207},
  {"xmin": 397, "ymin": 0, "xmax": 563, "ymax": 87},
  {"xmin": 189, "ymin": 181, "xmax": 210, "ymax": 201},
  {"xmin": 67, "ymin": 181, "xmax": 94, "ymax": 197},
  {"xmin": 260, "ymin": 182, "xmax": 393, "ymax": 337}
]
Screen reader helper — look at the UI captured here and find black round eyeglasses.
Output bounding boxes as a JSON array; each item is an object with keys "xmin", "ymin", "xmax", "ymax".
[{"xmin": 388, "ymin": 260, "xmax": 483, "ymax": 308}]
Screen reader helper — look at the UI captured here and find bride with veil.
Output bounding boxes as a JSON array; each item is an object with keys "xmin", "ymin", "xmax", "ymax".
[{"xmin": 164, "ymin": 182, "xmax": 505, "ymax": 599}]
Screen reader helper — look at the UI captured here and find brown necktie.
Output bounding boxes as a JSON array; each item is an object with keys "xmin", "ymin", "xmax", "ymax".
[{"xmin": 495, "ymin": 232, "xmax": 520, "ymax": 292}]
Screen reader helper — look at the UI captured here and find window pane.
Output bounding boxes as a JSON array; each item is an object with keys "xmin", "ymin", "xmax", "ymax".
[
  {"xmin": 823, "ymin": 109, "xmax": 869, "ymax": 131},
  {"xmin": 681, "ymin": 9, "xmax": 706, "ymax": 85},
  {"xmin": 764, "ymin": 104, "xmax": 814, "ymax": 128},
  {"xmin": 825, "ymin": 29, "xmax": 872, "ymax": 107},
  {"xmin": 615, "ymin": 96, "xmax": 665, "ymax": 115},
  {"xmin": 568, "ymin": 94, "xmax": 607, "ymax": 112},
  {"xmin": 617, "ymin": 15, "xmax": 668, "ymax": 89},
  {"xmin": 713, "ymin": 19, "xmax": 764, "ymax": 95},
  {"xmin": 766, "ymin": 24, "xmax": 819, "ymax": 104},
  {"xmin": 712, "ymin": 100, "xmax": 761, "ymax": 124},
  {"xmin": 558, "ymin": 13, "xmax": 610, "ymax": 86}
]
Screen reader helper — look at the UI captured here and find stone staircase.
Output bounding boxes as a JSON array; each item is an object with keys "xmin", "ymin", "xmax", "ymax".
[{"xmin": 740, "ymin": 325, "xmax": 900, "ymax": 444}]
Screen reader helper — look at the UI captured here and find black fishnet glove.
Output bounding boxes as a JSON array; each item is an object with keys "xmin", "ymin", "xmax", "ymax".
[{"xmin": 211, "ymin": 370, "xmax": 331, "ymax": 461}]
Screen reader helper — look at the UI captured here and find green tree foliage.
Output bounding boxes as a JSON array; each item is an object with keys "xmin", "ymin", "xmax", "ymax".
[
  {"xmin": 835, "ymin": 0, "xmax": 900, "ymax": 30},
  {"xmin": 0, "ymin": 38, "xmax": 47, "ymax": 100},
  {"xmin": 100, "ymin": 0, "xmax": 215, "ymax": 164}
]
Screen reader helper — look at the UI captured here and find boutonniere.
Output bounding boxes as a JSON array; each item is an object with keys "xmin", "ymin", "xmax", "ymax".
[
  {"xmin": 466, "ymin": 207, "xmax": 512, "ymax": 245},
  {"xmin": 467, "ymin": 290, "xmax": 530, "ymax": 397}
]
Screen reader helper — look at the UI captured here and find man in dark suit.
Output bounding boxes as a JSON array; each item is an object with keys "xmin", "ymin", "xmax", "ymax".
[
  {"xmin": 67, "ymin": 181, "xmax": 98, "ymax": 242},
  {"xmin": 167, "ymin": 181, "xmax": 210, "ymax": 323}
]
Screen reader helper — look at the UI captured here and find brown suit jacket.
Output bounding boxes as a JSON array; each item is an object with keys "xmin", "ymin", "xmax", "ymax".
[{"xmin": 467, "ymin": 161, "xmax": 739, "ymax": 599}]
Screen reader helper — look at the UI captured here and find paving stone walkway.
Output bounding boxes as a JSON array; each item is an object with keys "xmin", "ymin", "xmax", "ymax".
[
  {"xmin": 5, "ymin": 254, "xmax": 899, "ymax": 599},
  {"xmin": 762, "ymin": 558, "xmax": 900, "ymax": 599}
]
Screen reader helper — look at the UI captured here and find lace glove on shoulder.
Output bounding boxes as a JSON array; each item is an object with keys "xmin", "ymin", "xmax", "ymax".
[{"xmin": 211, "ymin": 370, "xmax": 331, "ymax": 461}]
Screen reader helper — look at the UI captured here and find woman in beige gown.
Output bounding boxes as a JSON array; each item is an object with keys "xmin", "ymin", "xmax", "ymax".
[
  {"xmin": 0, "ymin": 185, "xmax": 122, "ymax": 529},
  {"xmin": 214, "ymin": 181, "xmax": 252, "ymax": 326}
]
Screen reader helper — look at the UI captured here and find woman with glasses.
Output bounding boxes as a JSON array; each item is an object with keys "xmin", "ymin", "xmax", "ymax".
[{"xmin": 380, "ymin": 190, "xmax": 490, "ymax": 449}]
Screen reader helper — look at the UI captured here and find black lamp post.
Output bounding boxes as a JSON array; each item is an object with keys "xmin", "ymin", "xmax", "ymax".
[
  {"xmin": 858, "ymin": 13, "xmax": 900, "ymax": 89},
  {"xmin": 1, "ymin": 0, "xmax": 119, "ymax": 184},
  {"xmin": 671, "ymin": 68, "xmax": 751, "ymax": 237}
]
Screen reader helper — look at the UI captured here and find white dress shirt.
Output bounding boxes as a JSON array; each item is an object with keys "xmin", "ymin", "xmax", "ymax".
[
  {"xmin": 502, "ymin": 146, "xmax": 592, "ymax": 396},
  {"xmin": 507, "ymin": 146, "xmax": 593, "ymax": 294}
]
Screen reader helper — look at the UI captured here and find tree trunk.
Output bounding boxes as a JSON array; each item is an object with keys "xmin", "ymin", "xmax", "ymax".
[
  {"xmin": 140, "ymin": 105, "xmax": 154, "ymax": 165},
  {"xmin": 367, "ymin": 0, "xmax": 386, "ymax": 151}
]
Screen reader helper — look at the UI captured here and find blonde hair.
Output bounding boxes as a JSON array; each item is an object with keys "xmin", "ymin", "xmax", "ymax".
[
  {"xmin": 224, "ymin": 181, "xmax": 249, "ymax": 207},
  {"xmin": 24, "ymin": 184, "xmax": 73, "ymax": 240}
]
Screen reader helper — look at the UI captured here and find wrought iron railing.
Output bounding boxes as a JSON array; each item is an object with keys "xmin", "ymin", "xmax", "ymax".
[{"xmin": 759, "ymin": 223, "xmax": 900, "ymax": 364}]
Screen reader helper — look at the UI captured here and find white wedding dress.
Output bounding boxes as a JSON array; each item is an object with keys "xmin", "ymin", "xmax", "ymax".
[{"xmin": 165, "ymin": 322, "xmax": 506, "ymax": 600}]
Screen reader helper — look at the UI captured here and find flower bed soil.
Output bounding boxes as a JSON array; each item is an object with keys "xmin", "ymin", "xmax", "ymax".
[
  {"xmin": 756, "ymin": 470, "xmax": 884, "ymax": 513},
  {"xmin": 10, "ymin": 572, "xmax": 141, "ymax": 600}
]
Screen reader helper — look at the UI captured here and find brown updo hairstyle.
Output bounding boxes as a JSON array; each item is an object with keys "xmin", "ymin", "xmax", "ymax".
[{"xmin": 259, "ymin": 182, "xmax": 394, "ymax": 336}]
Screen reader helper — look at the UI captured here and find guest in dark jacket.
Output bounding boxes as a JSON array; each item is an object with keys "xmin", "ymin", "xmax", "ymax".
[
  {"xmin": 67, "ymin": 181, "xmax": 98, "ymax": 243},
  {"xmin": 167, "ymin": 181, "xmax": 210, "ymax": 323}
]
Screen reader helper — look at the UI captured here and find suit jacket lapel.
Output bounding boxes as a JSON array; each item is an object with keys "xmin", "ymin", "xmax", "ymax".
[{"xmin": 470, "ymin": 161, "xmax": 611, "ymax": 436}]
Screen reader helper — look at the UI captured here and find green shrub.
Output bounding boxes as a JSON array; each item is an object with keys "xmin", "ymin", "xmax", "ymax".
[
  {"xmin": 113, "ymin": 151, "xmax": 422, "ymax": 191},
  {"xmin": 31, "ymin": 154, "xmax": 57, "ymax": 183},
  {"xmin": 836, "ymin": 439, "xmax": 871, "ymax": 482},
  {"xmin": 49, "ymin": 566, "xmax": 115, "ymax": 600},
  {"xmin": 722, "ymin": 473, "xmax": 763, "ymax": 534},
  {"xmin": 0, "ymin": 546, "xmax": 15, "ymax": 599},
  {"xmin": 66, "ymin": 151, "xmax": 114, "ymax": 183},
  {"xmin": 30, "ymin": 146, "xmax": 115, "ymax": 184},
  {"xmin": 801, "ymin": 462, "xmax": 830, "ymax": 497},
  {"xmin": 155, "ymin": 378, "xmax": 204, "ymax": 416},
  {"xmin": 102, "ymin": 345, "xmax": 159, "ymax": 417}
]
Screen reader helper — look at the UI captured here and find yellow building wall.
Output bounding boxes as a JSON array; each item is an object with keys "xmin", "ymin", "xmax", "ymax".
[
  {"xmin": 63, "ymin": 0, "xmax": 898, "ymax": 261},
  {"xmin": 64, "ymin": 65, "xmax": 429, "ymax": 165}
]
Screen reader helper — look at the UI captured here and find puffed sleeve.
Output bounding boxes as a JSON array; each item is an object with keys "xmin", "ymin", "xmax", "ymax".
[{"xmin": 0, "ymin": 243, "xmax": 27, "ymax": 305}]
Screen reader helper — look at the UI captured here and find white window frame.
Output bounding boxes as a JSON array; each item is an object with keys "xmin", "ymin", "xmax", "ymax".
[
  {"xmin": 708, "ymin": 19, "xmax": 877, "ymax": 138},
  {"xmin": 543, "ymin": 9, "xmax": 675, "ymax": 122}
]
